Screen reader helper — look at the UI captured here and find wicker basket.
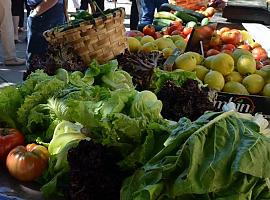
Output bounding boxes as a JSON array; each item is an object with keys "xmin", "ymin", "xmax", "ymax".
[
  {"xmin": 169, "ymin": 0, "xmax": 208, "ymax": 10},
  {"xmin": 43, "ymin": 8, "xmax": 127, "ymax": 64}
]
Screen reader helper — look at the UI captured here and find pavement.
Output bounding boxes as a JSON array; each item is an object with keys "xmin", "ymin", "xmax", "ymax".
[{"xmin": 0, "ymin": 0, "xmax": 132, "ymax": 87}]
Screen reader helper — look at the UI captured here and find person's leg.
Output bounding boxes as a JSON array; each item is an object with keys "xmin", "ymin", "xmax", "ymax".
[
  {"xmin": 11, "ymin": 0, "xmax": 23, "ymax": 42},
  {"xmin": 0, "ymin": 0, "xmax": 16, "ymax": 60},
  {"xmin": 80, "ymin": 0, "xmax": 89, "ymax": 10},
  {"xmin": 139, "ymin": 0, "xmax": 155, "ymax": 25},
  {"xmin": 19, "ymin": 0, "xmax": 25, "ymax": 29},
  {"xmin": 95, "ymin": 0, "xmax": 105, "ymax": 11},
  {"xmin": 0, "ymin": 0, "xmax": 25, "ymax": 65},
  {"xmin": 130, "ymin": 0, "xmax": 139, "ymax": 30}
]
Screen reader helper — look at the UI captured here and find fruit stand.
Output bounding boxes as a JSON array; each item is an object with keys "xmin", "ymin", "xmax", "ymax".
[{"xmin": 1, "ymin": 1, "xmax": 270, "ymax": 200}]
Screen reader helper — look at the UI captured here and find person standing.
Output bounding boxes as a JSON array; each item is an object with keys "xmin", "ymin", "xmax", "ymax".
[
  {"xmin": 80, "ymin": 0, "xmax": 104, "ymax": 12},
  {"xmin": 11, "ymin": 0, "xmax": 24, "ymax": 43},
  {"xmin": 0, "ymin": 0, "xmax": 25, "ymax": 65},
  {"xmin": 139, "ymin": 0, "xmax": 168, "ymax": 26},
  {"xmin": 19, "ymin": 0, "xmax": 31, "ymax": 32},
  {"xmin": 130, "ymin": 0, "xmax": 139, "ymax": 30},
  {"xmin": 26, "ymin": 0, "xmax": 65, "ymax": 65}
]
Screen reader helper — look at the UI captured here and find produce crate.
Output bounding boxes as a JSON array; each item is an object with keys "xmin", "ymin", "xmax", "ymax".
[
  {"xmin": 169, "ymin": 0, "xmax": 208, "ymax": 10},
  {"xmin": 214, "ymin": 92, "xmax": 270, "ymax": 120},
  {"xmin": 43, "ymin": 8, "xmax": 128, "ymax": 64}
]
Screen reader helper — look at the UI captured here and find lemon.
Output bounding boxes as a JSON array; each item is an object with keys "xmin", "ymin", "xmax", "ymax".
[
  {"xmin": 242, "ymin": 74, "xmax": 265, "ymax": 94},
  {"xmin": 184, "ymin": 52, "xmax": 204, "ymax": 65},
  {"xmin": 175, "ymin": 53, "xmax": 197, "ymax": 71},
  {"xmin": 194, "ymin": 65, "xmax": 209, "ymax": 81},
  {"xmin": 263, "ymin": 83, "xmax": 270, "ymax": 96},
  {"xmin": 140, "ymin": 35, "xmax": 155, "ymax": 45},
  {"xmin": 141, "ymin": 42, "xmax": 158, "ymax": 53},
  {"xmin": 225, "ymin": 71, "xmax": 243, "ymax": 83},
  {"xmin": 127, "ymin": 37, "xmax": 142, "ymax": 53},
  {"xmin": 204, "ymin": 70, "xmax": 225, "ymax": 91},
  {"xmin": 232, "ymin": 48, "xmax": 253, "ymax": 64},
  {"xmin": 162, "ymin": 48, "xmax": 174, "ymax": 58},
  {"xmin": 223, "ymin": 81, "xmax": 249, "ymax": 95},
  {"xmin": 208, "ymin": 53, "xmax": 234, "ymax": 76},
  {"xmin": 236, "ymin": 55, "xmax": 256, "ymax": 75},
  {"xmin": 175, "ymin": 40, "xmax": 187, "ymax": 52},
  {"xmin": 171, "ymin": 35, "xmax": 185, "ymax": 43}
]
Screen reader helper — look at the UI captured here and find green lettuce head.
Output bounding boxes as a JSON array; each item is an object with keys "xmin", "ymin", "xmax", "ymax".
[{"xmin": 130, "ymin": 90, "xmax": 162, "ymax": 121}]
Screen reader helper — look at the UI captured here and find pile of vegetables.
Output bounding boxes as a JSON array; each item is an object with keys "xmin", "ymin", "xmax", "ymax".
[
  {"xmin": 2, "ymin": 56, "xmax": 270, "ymax": 200},
  {"xmin": 24, "ymin": 43, "xmax": 86, "ymax": 79},
  {"xmin": 121, "ymin": 111, "xmax": 270, "ymax": 200},
  {"xmin": 157, "ymin": 79, "xmax": 215, "ymax": 121}
]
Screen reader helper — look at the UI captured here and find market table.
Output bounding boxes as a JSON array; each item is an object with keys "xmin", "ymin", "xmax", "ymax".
[{"xmin": 0, "ymin": 167, "xmax": 44, "ymax": 200}]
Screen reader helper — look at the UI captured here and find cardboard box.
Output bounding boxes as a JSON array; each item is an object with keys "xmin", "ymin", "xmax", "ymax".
[{"xmin": 214, "ymin": 92, "xmax": 270, "ymax": 120}]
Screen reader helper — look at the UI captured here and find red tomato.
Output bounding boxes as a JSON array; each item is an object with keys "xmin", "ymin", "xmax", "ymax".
[
  {"xmin": 171, "ymin": 30, "xmax": 182, "ymax": 35},
  {"xmin": 6, "ymin": 144, "xmax": 49, "ymax": 182},
  {"xmin": 221, "ymin": 44, "xmax": 236, "ymax": 52},
  {"xmin": 221, "ymin": 49, "xmax": 233, "ymax": 56},
  {"xmin": 143, "ymin": 25, "xmax": 156, "ymax": 36},
  {"xmin": 252, "ymin": 47, "xmax": 268, "ymax": 61},
  {"xmin": 170, "ymin": 21, "xmax": 183, "ymax": 31},
  {"xmin": 209, "ymin": 33, "xmax": 221, "ymax": 47},
  {"xmin": 206, "ymin": 49, "xmax": 220, "ymax": 57},
  {"xmin": 221, "ymin": 30, "xmax": 242, "ymax": 45},
  {"xmin": 250, "ymin": 42, "xmax": 262, "ymax": 49},
  {"xmin": 0, "ymin": 128, "xmax": 24, "ymax": 161},
  {"xmin": 154, "ymin": 32, "xmax": 162, "ymax": 39},
  {"xmin": 237, "ymin": 44, "xmax": 251, "ymax": 51},
  {"xmin": 217, "ymin": 27, "xmax": 230, "ymax": 35},
  {"xmin": 126, "ymin": 30, "xmax": 144, "ymax": 37},
  {"xmin": 183, "ymin": 27, "xmax": 193, "ymax": 36}
]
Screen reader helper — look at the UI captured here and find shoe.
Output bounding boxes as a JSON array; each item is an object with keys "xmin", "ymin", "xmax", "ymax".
[{"xmin": 4, "ymin": 58, "xmax": 26, "ymax": 66}]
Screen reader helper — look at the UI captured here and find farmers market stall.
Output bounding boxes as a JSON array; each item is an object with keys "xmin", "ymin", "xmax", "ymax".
[{"xmin": 2, "ymin": 1, "xmax": 270, "ymax": 200}]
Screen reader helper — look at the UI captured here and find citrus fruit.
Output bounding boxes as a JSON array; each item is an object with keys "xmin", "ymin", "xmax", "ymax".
[
  {"xmin": 140, "ymin": 35, "xmax": 155, "ymax": 45},
  {"xmin": 175, "ymin": 40, "xmax": 187, "ymax": 52},
  {"xmin": 223, "ymin": 81, "xmax": 249, "ymax": 95},
  {"xmin": 194, "ymin": 65, "xmax": 209, "ymax": 81},
  {"xmin": 141, "ymin": 42, "xmax": 158, "ymax": 53},
  {"xmin": 127, "ymin": 37, "xmax": 142, "ymax": 53},
  {"xmin": 162, "ymin": 48, "xmax": 174, "ymax": 58},
  {"xmin": 242, "ymin": 74, "xmax": 265, "ymax": 94},
  {"xmin": 263, "ymin": 83, "xmax": 270, "ymax": 96},
  {"xmin": 209, "ymin": 53, "xmax": 234, "ymax": 76},
  {"xmin": 175, "ymin": 53, "xmax": 197, "ymax": 71},
  {"xmin": 232, "ymin": 48, "xmax": 253, "ymax": 64},
  {"xmin": 225, "ymin": 71, "xmax": 243, "ymax": 83},
  {"xmin": 204, "ymin": 70, "xmax": 225, "ymax": 91},
  {"xmin": 236, "ymin": 55, "xmax": 256, "ymax": 75}
]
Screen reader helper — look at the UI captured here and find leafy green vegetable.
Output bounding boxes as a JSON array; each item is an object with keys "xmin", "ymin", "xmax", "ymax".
[
  {"xmin": 130, "ymin": 91, "xmax": 162, "ymax": 121},
  {"xmin": 150, "ymin": 69, "xmax": 197, "ymax": 93},
  {"xmin": 0, "ymin": 85, "xmax": 22, "ymax": 127},
  {"xmin": 17, "ymin": 77, "xmax": 66, "ymax": 139},
  {"xmin": 121, "ymin": 111, "xmax": 270, "ymax": 200},
  {"xmin": 41, "ymin": 120, "xmax": 88, "ymax": 198}
]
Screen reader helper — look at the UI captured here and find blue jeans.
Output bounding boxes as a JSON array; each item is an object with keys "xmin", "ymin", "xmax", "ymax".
[
  {"xmin": 139, "ymin": 0, "xmax": 168, "ymax": 25},
  {"xmin": 27, "ymin": 3, "xmax": 65, "ymax": 65}
]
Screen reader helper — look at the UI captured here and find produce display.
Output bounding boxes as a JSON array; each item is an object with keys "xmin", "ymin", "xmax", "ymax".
[{"xmin": 1, "ymin": 2, "xmax": 270, "ymax": 200}]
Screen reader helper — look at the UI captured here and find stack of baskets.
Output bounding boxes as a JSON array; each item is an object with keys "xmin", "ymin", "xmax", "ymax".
[
  {"xmin": 43, "ymin": 7, "xmax": 128, "ymax": 64},
  {"xmin": 169, "ymin": 0, "xmax": 208, "ymax": 10}
]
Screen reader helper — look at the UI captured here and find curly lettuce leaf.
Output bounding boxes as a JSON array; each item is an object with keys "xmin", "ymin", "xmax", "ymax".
[
  {"xmin": 0, "ymin": 85, "xmax": 22, "ymax": 127},
  {"xmin": 151, "ymin": 69, "xmax": 197, "ymax": 93}
]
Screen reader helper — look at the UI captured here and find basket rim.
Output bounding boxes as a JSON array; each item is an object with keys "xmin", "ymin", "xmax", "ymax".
[{"xmin": 43, "ymin": 7, "xmax": 125, "ymax": 39}]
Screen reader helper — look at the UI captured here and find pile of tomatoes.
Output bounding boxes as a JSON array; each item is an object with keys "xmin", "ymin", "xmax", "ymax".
[
  {"xmin": 204, "ymin": 27, "xmax": 270, "ymax": 68},
  {"xmin": 0, "ymin": 128, "xmax": 49, "ymax": 182}
]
